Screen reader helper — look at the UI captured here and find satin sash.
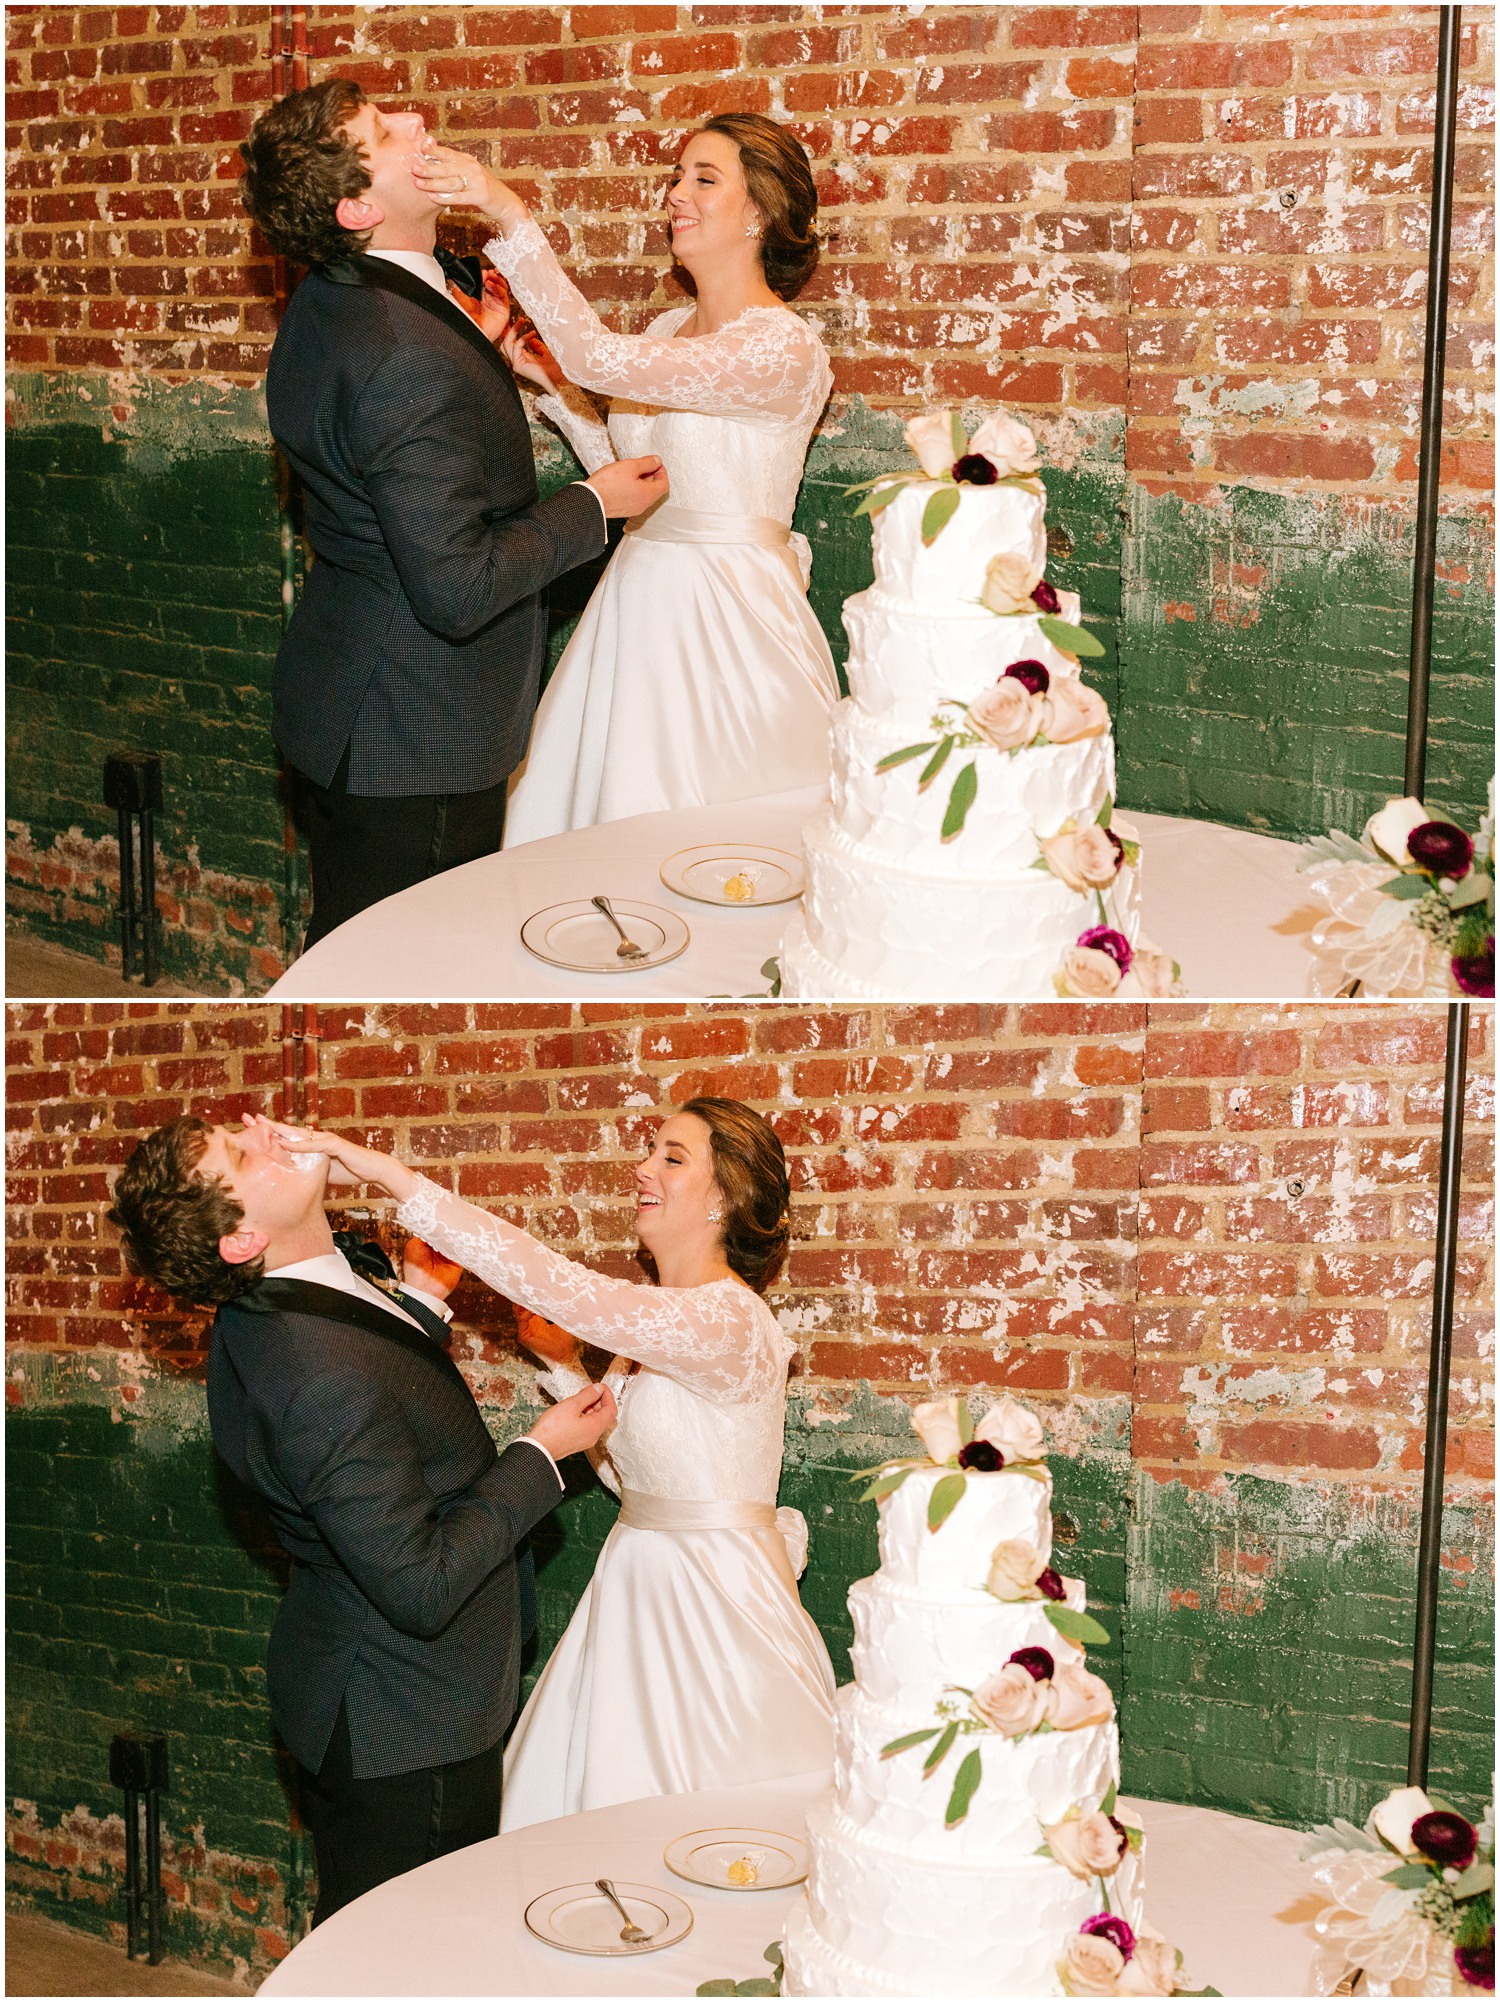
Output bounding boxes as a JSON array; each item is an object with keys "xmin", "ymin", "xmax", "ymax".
[
  {"xmin": 623, "ymin": 503, "xmax": 791, "ymax": 550},
  {"xmin": 618, "ymin": 1491, "xmax": 777, "ymax": 1533}
]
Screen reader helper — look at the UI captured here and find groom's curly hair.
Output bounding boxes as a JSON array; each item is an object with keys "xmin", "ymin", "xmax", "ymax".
[
  {"xmin": 681, "ymin": 1098, "xmax": 791, "ymax": 1294},
  {"xmin": 701, "ymin": 113, "xmax": 820, "ymax": 300},
  {"xmin": 108, "ymin": 1116, "xmax": 263, "ymax": 1306},
  {"xmin": 240, "ymin": 78, "xmax": 373, "ymax": 268}
]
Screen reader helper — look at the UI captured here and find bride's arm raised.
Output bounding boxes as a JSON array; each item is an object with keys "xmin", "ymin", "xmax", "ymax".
[
  {"xmin": 250, "ymin": 1119, "xmax": 781, "ymax": 1403},
  {"xmin": 413, "ymin": 146, "xmax": 827, "ymax": 422}
]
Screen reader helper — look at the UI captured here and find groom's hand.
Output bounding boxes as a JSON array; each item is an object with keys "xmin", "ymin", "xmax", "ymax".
[
  {"xmin": 586, "ymin": 455, "xmax": 669, "ymax": 518},
  {"xmin": 527, "ymin": 1380, "xmax": 617, "ymax": 1461}
]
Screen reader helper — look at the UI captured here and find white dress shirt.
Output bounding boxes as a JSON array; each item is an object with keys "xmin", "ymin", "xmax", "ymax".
[
  {"xmin": 269, "ymin": 1247, "xmax": 562, "ymax": 1489},
  {"xmin": 364, "ymin": 247, "xmax": 607, "ymax": 528}
]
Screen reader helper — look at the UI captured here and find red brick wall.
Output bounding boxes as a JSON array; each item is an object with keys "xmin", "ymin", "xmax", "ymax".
[
  {"xmin": 6, "ymin": 999, "xmax": 1493, "ymax": 1501},
  {"xmin": 5, "ymin": 3, "xmax": 1493, "ymax": 499}
]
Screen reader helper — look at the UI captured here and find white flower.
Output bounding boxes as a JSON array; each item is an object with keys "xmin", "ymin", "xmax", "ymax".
[
  {"xmin": 1364, "ymin": 796, "xmax": 1430, "ymax": 866},
  {"xmin": 981, "ymin": 549, "xmax": 1044, "ymax": 614},
  {"xmin": 972, "ymin": 1661, "xmax": 1051, "ymax": 1736},
  {"xmin": 904, "ymin": 410, "xmax": 960, "ymax": 478},
  {"xmin": 1056, "ymin": 945, "xmax": 1124, "ymax": 998},
  {"xmin": 1043, "ymin": 678, "xmax": 1111, "ymax": 744},
  {"xmin": 1045, "ymin": 1808, "xmax": 1128, "ymax": 1880},
  {"xmin": 910, "ymin": 1395, "xmax": 964, "ymax": 1465},
  {"xmin": 1307, "ymin": 1847, "xmax": 1437, "ymax": 1994},
  {"xmin": 1061, "ymin": 1931, "xmax": 1127, "ymax": 1996},
  {"xmin": 1044, "ymin": 1661, "xmax": 1116, "ymax": 1731},
  {"xmin": 1040, "ymin": 823, "xmax": 1122, "ymax": 892},
  {"xmin": 1370, "ymin": 1785, "xmax": 1434, "ymax": 1856},
  {"xmin": 969, "ymin": 677, "xmax": 1045, "ymax": 752},
  {"xmin": 975, "ymin": 1395, "xmax": 1045, "ymax": 1461},
  {"xmin": 987, "ymin": 1538, "xmax": 1046, "ymax": 1599},
  {"xmin": 969, "ymin": 409, "xmax": 1041, "ymax": 477}
]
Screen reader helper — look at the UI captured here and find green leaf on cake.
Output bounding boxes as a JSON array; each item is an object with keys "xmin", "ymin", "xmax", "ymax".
[
  {"xmin": 919, "ymin": 736, "xmax": 955, "ymax": 788},
  {"xmin": 1044, "ymin": 1603, "xmax": 1112, "ymax": 1647},
  {"xmin": 1101, "ymin": 1781, "xmax": 1118, "ymax": 1816},
  {"xmin": 927, "ymin": 1471, "xmax": 967, "ymax": 1531},
  {"xmin": 853, "ymin": 481, "xmax": 907, "ymax": 521},
  {"xmin": 842, "ymin": 470, "xmax": 914, "ymax": 494},
  {"xmin": 733, "ymin": 1981, "xmax": 779, "ymax": 1995},
  {"xmin": 941, "ymin": 762, "xmax": 979, "ymax": 840},
  {"xmin": 1095, "ymin": 795, "xmax": 1113, "ymax": 829},
  {"xmin": 921, "ymin": 486, "xmax": 961, "ymax": 545},
  {"xmin": 857, "ymin": 1466, "xmax": 917, "ymax": 1503},
  {"xmin": 697, "ymin": 1981, "xmax": 739, "ymax": 1995},
  {"xmin": 877, "ymin": 741, "xmax": 937, "ymax": 773},
  {"xmin": 923, "ymin": 1720, "xmax": 960, "ymax": 1775},
  {"xmin": 957, "ymin": 1397, "xmax": 975, "ymax": 1447},
  {"xmin": 950, "ymin": 412, "xmax": 968, "ymax": 458},
  {"xmin": 759, "ymin": 957, "xmax": 782, "ymax": 998},
  {"xmin": 881, "ymin": 1728, "xmax": 941, "ymax": 1758},
  {"xmin": 764, "ymin": 1944, "xmax": 785, "ymax": 1971},
  {"xmin": 945, "ymin": 1749, "xmax": 984, "ymax": 1827},
  {"xmin": 1037, "ymin": 614, "xmax": 1105, "ymax": 658}
]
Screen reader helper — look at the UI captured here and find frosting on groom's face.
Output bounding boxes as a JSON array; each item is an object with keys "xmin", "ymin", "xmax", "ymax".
[
  {"xmin": 635, "ymin": 1112, "xmax": 721, "ymax": 1252},
  {"xmin": 197, "ymin": 1122, "xmax": 329, "ymax": 1237},
  {"xmin": 336, "ymin": 100, "xmax": 434, "ymax": 244}
]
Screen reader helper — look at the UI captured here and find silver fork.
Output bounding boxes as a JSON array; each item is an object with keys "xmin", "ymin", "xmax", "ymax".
[
  {"xmin": 595, "ymin": 1878, "xmax": 651, "ymax": 1945},
  {"xmin": 592, "ymin": 895, "xmax": 646, "ymax": 961}
]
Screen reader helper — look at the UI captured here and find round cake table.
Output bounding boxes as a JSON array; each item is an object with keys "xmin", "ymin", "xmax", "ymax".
[
  {"xmin": 256, "ymin": 1770, "xmax": 1319, "ymax": 1996},
  {"xmin": 268, "ymin": 788, "xmax": 1326, "ymax": 1000}
]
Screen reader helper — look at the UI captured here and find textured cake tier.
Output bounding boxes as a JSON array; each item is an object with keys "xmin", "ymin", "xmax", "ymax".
[
  {"xmin": 833, "ymin": 1683, "xmax": 1119, "ymax": 1864},
  {"xmin": 787, "ymin": 1794, "xmax": 1145, "ymax": 1996},
  {"xmin": 827, "ymin": 698, "xmax": 1119, "ymax": 876},
  {"xmin": 848, "ymin": 1573, "xmax": 1086, "ymax": 1712},
  {"xmin": 867, "ymin": 479, "xmax": 1046, "ymax": 608},
  {"xmin": 842, "ymin": 589, "xmax": 1084, "ymax": 738},
  {"xmin": 781, "ymin": 813, "xmax": 1141, "ymax": 1000},
  {"xmin": 878, "ymin": 1467, "xmax": 1053, "ymax": 1590}
]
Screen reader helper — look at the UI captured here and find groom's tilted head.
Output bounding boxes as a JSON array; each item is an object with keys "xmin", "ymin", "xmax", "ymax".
[
  {"xmin": 239, "ymin": 77, "xmax": 373, "ymax": 268},
  {"xmin": 109, "ymin": 1115, "xmax": 331, "ymax": 1305}
]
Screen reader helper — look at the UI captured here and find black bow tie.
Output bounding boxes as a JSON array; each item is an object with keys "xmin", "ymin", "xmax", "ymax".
[{"xmin": 434, "ymin": 246, "xmax": 483, "ymax": 299}]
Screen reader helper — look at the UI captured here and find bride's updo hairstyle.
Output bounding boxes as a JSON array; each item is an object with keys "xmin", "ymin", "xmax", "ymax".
[
  {"xmin": 700, "ymin": 112, "xmax": 820, "ymax": 300},
  {"xmin": 681, "ymin": 1096, "xmax": 791, "ymax": 1293}
]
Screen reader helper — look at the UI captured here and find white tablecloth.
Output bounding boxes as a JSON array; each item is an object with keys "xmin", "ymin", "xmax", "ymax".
[
  {"xmin": 269, "ymin": 790, "xmax": 1325, "ymax": 1000},
  {"xmin": 257, "ymin": 1772, "xmax": 1318, "ymax": 1996}
]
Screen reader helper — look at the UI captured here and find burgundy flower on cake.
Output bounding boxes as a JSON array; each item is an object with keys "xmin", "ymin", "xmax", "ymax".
[
  {"xmin": 1452, "ymin": 941, "xmax": 1495, "ymax": 997},
  {"xmin": 952, "ymin": 452, "xmax": 999, "ymax": 486},
  {"xmin": 1076, "ymin": 926, "xmax": 1133, "ymax": 975},
  {"xmin": 1032, "ymin": 579, "xmax": 1061, "ymax": 614},
  {"xmin": 957, "ymin": 1440, "xmax": 1004, "ymax": 1471},
  {"xmin": 1456, "ymin": 1941, "xmax": 1495, "ymax": 1991},
  {"xmin": 1407, "ymin": 821, "xmax": 1474, "ymax": 879},
  {"xmin": 1005, "ymin": 659, "xmax": 1051, "ymax": 695},
  {"xmin": 1411, "ymin": 1811, "xmax": 1479, "ymax": 1870},
  {"xmin": 1081, "ymin": 1914, "xmax": 1135, "ymax": 1958},
  {"xmin": 1036, "ymin": 1566, "xmax": 1067, "ymax": 1602},
  {"xmin": 1008, "ymin": 1645, "xmax": 1055, "ymax": 1681}
]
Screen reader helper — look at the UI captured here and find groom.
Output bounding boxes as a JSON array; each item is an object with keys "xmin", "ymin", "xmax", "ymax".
[
  {"xmin": 108, "ymin": 1114, "xmax": 615, "ymax": 1921},
  {"xmin": 240, "ymin": 79, "xmax": 669, "ymax": 945}
]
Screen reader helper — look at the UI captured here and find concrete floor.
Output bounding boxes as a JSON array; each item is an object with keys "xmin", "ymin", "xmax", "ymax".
[
  {"xmin": 5, "ymin": 1912, "xmax": 250, "ymax": 1997},
  {"xmin": 5, "ymin": 931, "xmax": 193, "ymax": 999}
]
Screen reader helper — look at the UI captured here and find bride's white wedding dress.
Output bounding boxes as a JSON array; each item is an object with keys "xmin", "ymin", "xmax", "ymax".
[
  {"xmin": 483, "ymin": 215, "xmax": 840, "ymax": 845},
  {"xmin": 395, "ymin": 1175, "xmax": 837, "ymax": 1831}
]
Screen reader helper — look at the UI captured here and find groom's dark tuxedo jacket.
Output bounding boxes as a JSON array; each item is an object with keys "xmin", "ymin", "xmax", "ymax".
[
  {"xmin": 207, "ymin": 1275, "xmax": 561, "ymax": 1779},
  {"xmin": 266, "ymin": 254, "xmax": 607, "ymax": 798}
]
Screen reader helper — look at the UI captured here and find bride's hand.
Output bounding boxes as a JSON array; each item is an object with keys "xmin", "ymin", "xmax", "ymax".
[
  {"xmin": 476, "ymin": 272, "xmax": 565, "ymax": 390},
  {"xmin": 410, "ymin": 140, "xmax": 527, "ymax": 231},
  {"xmin": 244, "ymin": 1113, "xmax": 422, "ymax": 1202}
]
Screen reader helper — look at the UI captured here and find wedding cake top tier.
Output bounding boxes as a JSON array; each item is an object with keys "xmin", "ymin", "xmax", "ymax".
[
  {"xmin": 875, "ymin": 1462, "xmax": 1054, "ymax": 1594},
  {"xmin": 867, "ymin": 479, "xmax": 1046, "ymax": 612}
]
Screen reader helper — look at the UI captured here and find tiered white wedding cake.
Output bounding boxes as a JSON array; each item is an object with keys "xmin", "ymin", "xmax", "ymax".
[
  {"xmin": 782, "ymin": 1397, "xmax": 1190, "ymax": 1999},
  {"xmin": 780, "ymin": 411, "xmax": 1178, "ymax": 1001}
]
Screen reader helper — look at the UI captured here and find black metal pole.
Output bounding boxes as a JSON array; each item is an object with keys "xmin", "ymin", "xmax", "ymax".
[
  {"xmin": 117, "ymin": 806, "xmax": 137, "ymax": 980},
  {"xmin": 1407, "ymin": 1001, "xmax": 1469, "ymax": 1787},
  {"xmin": 145, "ymin": 1782, "xmax": 164, "ymax": 1964},
  {"xmin": 140, "ymin": 806, "xmax": 158, "ymax": 987},
  {"xmin": 1404, "ymin": 5, "xmax": 1462, "ymax": 801},
  {"xmin": 122, "ymin": 1788, "xmax": 141, "ymax": 1958}
]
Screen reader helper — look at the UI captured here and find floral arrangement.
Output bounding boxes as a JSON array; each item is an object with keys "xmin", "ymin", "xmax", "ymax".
[
  {"xmin": 1299, "ymin": 786, "xmax": 1495, "ymax": 999},
  {"xmin": 1058, "ymin": 1913, "xmax": 1218, "ymax": 1997},
  {"xmin": 879, "ymin": 1645, "xmax": 1116, "ymax": 1829},
  {"xmin": 853, "ymin": 1393, "xmax": 1050, "ymax": 1521},
  {"xmin": 1302, "ymin": 1784, "xmax": 1495, "ymax": 1995},
  {"xmin": 845, "ymin": 407, "xmax": 1045, "ymax": 546},
  {"xmin": 1054, "ymin": 921, "xmax": 1181, "ymax": 999},
  {"xmin": 1038, "ymin": 1782, "xmax": 1144, "ymax": 1914}
]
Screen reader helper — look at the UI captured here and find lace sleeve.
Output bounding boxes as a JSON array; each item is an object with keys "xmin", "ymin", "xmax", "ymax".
[
  {"xmin": 396, "ymin": 1177, "xmax": 786, "ymax": 1403},
  {"xmin": 534, "ymin": 385, "xmax": 616, "ymax": 474},
  {"xmin": 484, "ymin": 216, "xmax": 830, "ymax": 422}
]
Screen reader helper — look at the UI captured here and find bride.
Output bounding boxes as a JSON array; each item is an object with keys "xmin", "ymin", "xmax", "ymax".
[
  {"xmin": 255, "ymin": 1097, "xmax": 836, "ymax": 1828},
  {"xmin": 411, "ymin": 115, "xmax": 840, "ymax": 843}
]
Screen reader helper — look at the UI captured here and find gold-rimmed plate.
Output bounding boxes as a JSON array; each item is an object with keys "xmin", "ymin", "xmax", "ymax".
[
  {"xmin": 523, "ymin": 1880, "xmax": 693, "ymax": 1956},
  {"xmin": 663, "ymin": 1825, "xmax": 808, "ymax": 1891},
  {"xmin": 519, "ymin": 899, "xmax": 690, "ymax": 974},
  {"xmin": 660, "ymin": 844, "xmax": 805, "ymax": 908}
]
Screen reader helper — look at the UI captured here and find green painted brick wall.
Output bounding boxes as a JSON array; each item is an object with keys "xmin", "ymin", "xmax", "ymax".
[
  {"xmin": 8, "ymin": 379, "xmax": 1490, "ymax": 989},
  {"xmin": 7, "ymin": 1363, "xmax": 1492, "ymax": 1980}
]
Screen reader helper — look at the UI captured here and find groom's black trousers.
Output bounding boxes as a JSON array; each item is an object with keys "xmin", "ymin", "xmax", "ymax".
[
  {"xmin": 298, "ymin": 744, "xmax": 509, "ymax": 950},
  {"xmin": 298, "ymin": 1702, "xmax": 502, "ymax": 1925}
]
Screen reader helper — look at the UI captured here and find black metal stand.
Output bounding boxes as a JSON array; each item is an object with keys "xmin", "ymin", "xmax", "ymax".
[
  {"xmin": 1404, "ymin": 4, "xmax": 1462, "ymax": 800},
  {"xmin": 102, "ymin": 754, "xmax": 163, "ymax": 985},
  {"xmin": 1407, "ymin": 1002, "xmax": 1470, "ymax": 1787},
  {"xmin": 110, "ymin": 1732, "xmax": 169, "ymax": 1963}
]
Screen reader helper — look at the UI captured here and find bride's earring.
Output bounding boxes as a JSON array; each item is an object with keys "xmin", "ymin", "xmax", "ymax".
[
  {"xmin": 744, "ymin": 221, "xmax": 762, "ymax": 240},
  {"xmin": 706, "ymin": 1199, "xmax": 725, "ymax": 1223}
]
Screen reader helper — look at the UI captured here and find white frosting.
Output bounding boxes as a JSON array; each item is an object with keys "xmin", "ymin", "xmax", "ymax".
[
  {"xmin": 842, "ymin": 590, "xmax": 1084, "ymax": 738},
  {"xmin": 876, "ymin": 1466, "xmax": 1053, "ymax": 1589},
  {"xmin": 848, "ymin": 1574, "xmax": 1084, "ymax": 1713},
  {"xmin": 867, "ymin": 479, "xmax": 1047, "ymax": 607}
]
